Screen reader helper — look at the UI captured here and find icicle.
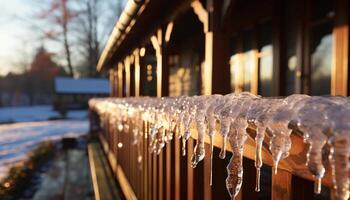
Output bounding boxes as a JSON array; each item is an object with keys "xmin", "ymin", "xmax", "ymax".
[
  {"xmin": 218, "ymin": 105, "xmax": 232, "ymax": 159},
  {"xmin": 225, "ymin": 94, "xmax": 255, "ymax": 198},
  {"xmin": 304, "ymin": 129, "xmax": 327, "ymax": 194},
  {"xmin": 182, "ymin": 106, "xmax": 192, "ymax": 157},
  {"xmin": 206, "ymin": 95, "xmax": 224, "ymax": 185},
  {"xmin": 192, "ymin": 96, "xmax": 214, "ymax": 168},
  {"xmin": 254, "ymin": 126, "xmax": 265, "ymax": 192},
  {"xmin": 295, "ymin": 96, "xmax": 331, "ymax": 193},
  {"xmin": 191, "ymin": 120, "xmax": 205, "ymax": 168},
  {"xmin": 226, "ymin": 126, "xmax": 247, "ymax": 199},
  {"xmin": 326, "ymin": 105, "xmax": 350, "ymax": 200},
  {"xmin": 209, "ymin": 136, "xmax": 214, "ymax": 186},
  {"xmin": 328, "ymin": 135, "xmax": 350, "ymax": 200},
  {"xmin": 182, "ymin": 131, "xmax": 189, "ymax": 156},
  {"xmin": 268, "ymin": 95, "xmax": 308, "ymax": 174},
  {"xmin": 155, "ymin": 128, "xmax": 166, "ymax": 154}
]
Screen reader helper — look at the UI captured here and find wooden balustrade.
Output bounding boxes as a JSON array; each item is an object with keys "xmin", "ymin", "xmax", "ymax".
[{"xmin": 89, "ymin": 109, "xmax": 334, "ymax": 200}]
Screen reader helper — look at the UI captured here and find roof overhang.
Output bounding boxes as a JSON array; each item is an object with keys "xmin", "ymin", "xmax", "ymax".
[{"xmin": 97, "ymin": 0, "xmax": 193, "ymax": 71}]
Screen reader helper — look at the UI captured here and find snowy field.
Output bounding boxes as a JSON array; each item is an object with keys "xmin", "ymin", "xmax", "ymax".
[
  {"xmin": 0, "ymin": 105, "xmax": 87, "ymax": 123},
  {"xmin": 0, "ymin": 120, "xmax": 89, "ymax": 181}
]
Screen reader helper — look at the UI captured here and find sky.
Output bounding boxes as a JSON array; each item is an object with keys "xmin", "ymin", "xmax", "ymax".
[
  {"xmin": 0, "ymin": 0, "xmax": 46, "ymax": 75},
  {"xmin": 0, "ymin": 0, "xmax": 123, "ymax": 76}
]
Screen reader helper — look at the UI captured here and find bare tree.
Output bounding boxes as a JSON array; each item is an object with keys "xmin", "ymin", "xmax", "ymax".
[
  {"xmin": 39, "ymin": 0, "xmax": 79, "ymax": 77},
  {"xmin": 74, "ymin": 0, "xmax": 124, "ymax": 77}
]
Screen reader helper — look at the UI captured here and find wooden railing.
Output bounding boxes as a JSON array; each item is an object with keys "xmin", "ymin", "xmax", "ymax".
[{"xmin": 89, "ymin": 110, "xmax": 334, "ymax": 200}]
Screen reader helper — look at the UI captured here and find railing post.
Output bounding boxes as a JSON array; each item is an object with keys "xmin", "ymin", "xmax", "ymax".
[
  {"xmin": 272, "ymin": 169, "xmax": 292, "ymax": 200},
  {"xmin": 175, "ymin": 131, "xmax": 181, "ymax": 200},
  {"xmin": 187, "ymin": 139, "xmax": 194, "ymax": 200}
]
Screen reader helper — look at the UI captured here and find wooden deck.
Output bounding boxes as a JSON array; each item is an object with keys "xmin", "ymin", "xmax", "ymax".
[{"xmin": 88, "ymin": 140, "xmax": 123, "ymax": 200}]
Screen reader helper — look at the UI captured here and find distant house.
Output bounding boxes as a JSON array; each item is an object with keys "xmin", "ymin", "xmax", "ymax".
[{"xmin": 54, "ymin": 77, "xmax": 110, "ymax": 110}]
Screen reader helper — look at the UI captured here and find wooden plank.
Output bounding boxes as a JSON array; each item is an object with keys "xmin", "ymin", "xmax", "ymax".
[
  {"xmin": 193, "ymin": 141, "xmax": 204, "ymax": 200},
  {"xmin": 153, "ymin": 154, "xmax": 157, "ymax": 200},
  {"xmin": 117, "ymin": 165, "xmax": 138, "ymax": 200},
  {"xmin": 147, "ymin": 125, "xmax": 153, "ymax": 200},
  {"xmin": 175, "ymin": 134, "xmax": 181, "ymax": 200},
  {"xmin": 211, "ymin": 0, "xmax": 231, "ymax": 94},
  {"xmin": 134, "ymin": 49, "xmax": 141, "ymax": 97},
  {"xmin": 88, "ymin": 141, "xmax": 123, "ymax": 200},
  {"xmin": 272, "ymin": 0, "xmax": 282, "ymax": 96},
  {"xmin": 124, "ymin": 56, "xmax": 131, "ymax": 97},
  {"xmin": 187, "ymin": 138, "xmax": 194, "ymax": 200},
  {"xmin": 158, "ymin": 151, "xmax": 164, "ymax": 200},
  {"xmin": 203, "ymin": 143, "xmax": 212, "ymax": 200},
  {"xmin": 272, "ymin": 169, "xmax": 292, "ymax": 200},
  {"xmin": 117, "ymin": 63, "xmax": 123, "ymax": 97},
  {"xmin": 241, "ymin": 158, "xmax": 258, "ymax": 199},
  {"xmin": 291, "ymin": 175, "xmax": 314, "ymax": 200},
  {"xmin": 332, "ymin": 0, "xmax": 348, "ymax": 96},
  {"xmin": 211, "ymin": 147, "xmax": 232, "ymax": 200},
  {"xmin": 166, "ymin": 140, "xmax": 172, "ymax": 200}
]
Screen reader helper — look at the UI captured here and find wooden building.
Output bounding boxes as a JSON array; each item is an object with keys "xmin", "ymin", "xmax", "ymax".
[
  {"xmin": 54, "ymin": 77, "xmax": 110, "ymax": 110},
  {"xmin": 93, "ymin": 0, "xmax": 349, "ymax": 199},
  {"xmin": 99, "ymin": 0, "xmax": 349, "ymax": 98}
]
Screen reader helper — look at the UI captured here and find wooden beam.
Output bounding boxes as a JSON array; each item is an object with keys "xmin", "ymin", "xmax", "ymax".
[
  {"xmin": 152, "ymin": 154, "xmax": 157, "ymax": 200},
  {"xmin": 175, "ymin": 132, "xmax": 181, "ymax": 200},
  {"xmin": 203, "ymin": 32, "xmax": 213, "ymax": 95},
  {"xmin": 124, "ymin": 56, "xmax": 131, "ymax": 97},
  {"xmin": 158, "ymin": 151, "xmax": 164, "ymax": 200},
  {"xmin": 166, "ymin": 140, "xmax": 172, "ymax": 200},
  {"xmin": 203, "ymin": 143, "xmax": 212, "ymax": 200},
  {"xmin": 150, "ymin": 27, "xmax": 169, "ymax": 97},
  {"xmin": 192, "ymin": 0, "xmax": 231, "ymax": 95},
  {"xmin": 191, "ymin": 1, "xmax": 212, "ymax": 95},
  {"xmin": 272, "ymin": 169, "xmax": 292, "ymax": 200},
  {"xmin": 272, "ymin": 0, "xmax": 282, "ymax": 96},
  {"xmin": 187, "ymin": 139, "xmax": 194, "ymax": 200},
  {"xmin": 332, "ymin": 0, "xmax": 349, "ymax": 96},
  {"xmin": 134, "ymin": 49, "xmax": 141, "ymax": 97},
  {"xmin": 117, "ymin": 63, "xmax": 123, "ymax": 97},
  {"xmin": 191, "ymin": 1, "xmax": 209, "ymax": 32}
]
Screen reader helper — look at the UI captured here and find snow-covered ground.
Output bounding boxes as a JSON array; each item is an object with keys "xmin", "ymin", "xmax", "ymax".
[
  {"xmin": 0, "ymin": 105, "xmax": 87, "ymax": 123},
  {"xmin": 0, "ymin": 120, "xmax": 89, "ymax": 181}
]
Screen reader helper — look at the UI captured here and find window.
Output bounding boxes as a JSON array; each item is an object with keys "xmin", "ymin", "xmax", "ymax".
[
  {"xmin": 309, "ymin": 0, "xmax": 334, "ymax": 95},
  {"xmin": 229, "ymin": 23, "xmax": 273, "ymax": 96},
  {"xmin": 283, "ymin": 0, "xmax": 298, "ymax": 95},
  {"xmin": 258, "ymin": 22, "xmax": 273, "ymax": 96}
]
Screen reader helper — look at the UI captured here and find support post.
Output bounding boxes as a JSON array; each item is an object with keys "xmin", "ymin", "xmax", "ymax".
[
  {"xmin": 332, "ymin": 0, "xmax": 348, "ymax": 96},
  {"xmin": 151, "ymin": 27, "xmax": 170, "ymax": 97},
  {"xmin": 124, "ymin": 56, "xmax": 131, "ymax": 97},
  {"xmin": 117, "ymin": 63, "xmax": 123, "ymax": 97},
  {"xmin": 192, "ymin": 0, "xmax": 231, "ymax": 95},
  {"xmin": 134, "ymin": 49, "xmax": 141, "ymax": 97}
]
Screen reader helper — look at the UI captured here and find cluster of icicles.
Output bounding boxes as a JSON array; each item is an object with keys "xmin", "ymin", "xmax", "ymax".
[{"xmin": 89, "ymin": 92, "xmax": 350, "ymax": 200}]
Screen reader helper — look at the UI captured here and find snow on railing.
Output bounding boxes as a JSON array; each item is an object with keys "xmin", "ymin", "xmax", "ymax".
[{"xmin": 89, "ymin": 92, "xmax": 350, "ymax": 200}]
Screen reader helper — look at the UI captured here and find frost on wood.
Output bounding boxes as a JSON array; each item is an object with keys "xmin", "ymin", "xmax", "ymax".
[{"xmin": 89, "ymin": 93, "xmax": 350, "ymax": 200}]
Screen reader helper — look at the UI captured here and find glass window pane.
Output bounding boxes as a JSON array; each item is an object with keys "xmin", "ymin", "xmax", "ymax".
[
  {"xmin": 283, "ymin": 0, "xmax": 298, "ymax": 95},
  {"xmin": 243, "ymin": 50, "xmax": 254, "ymax": 91},
  {"xmin": 242, "ymin": 29, "xmax": 254, "ymax": 92},
  {"xmin": 229, "ymin": 37, "xmax": 240, "ymax": 92},
  {"xmin": 311, "ymin": 0, "xmax": 334, "ymax": 21},
  {"xmin": 258, "ymin": 22, "xmax": 273, "ymax": 96},
  {"xmin": 230, "ymin": 53, "xmax": 242, "ymax": 92},
  {"xmin": 310, "ymin": 22, "xmax": 333, "ymax": 95},
  {"xmin": 259, "ymin": 45, "xmax": 273, "ymax": 96}
]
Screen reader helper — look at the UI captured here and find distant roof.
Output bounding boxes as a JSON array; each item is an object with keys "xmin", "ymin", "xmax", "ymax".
[{"xmin": 54, "ymin": 77, "xmax": 110, "ymax": 94}]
